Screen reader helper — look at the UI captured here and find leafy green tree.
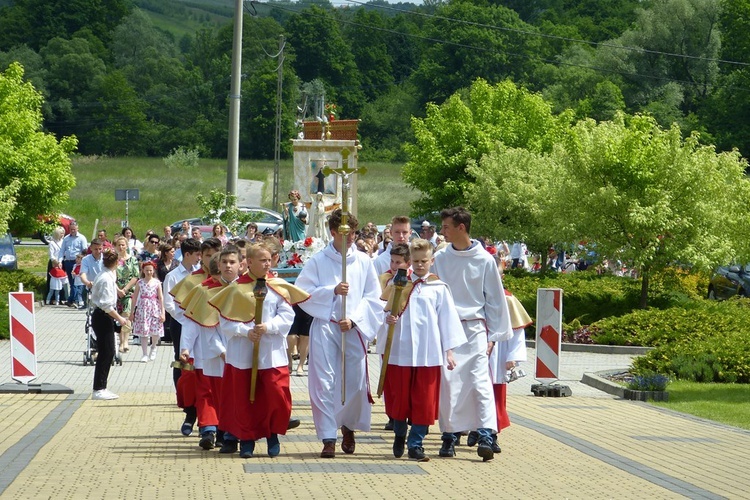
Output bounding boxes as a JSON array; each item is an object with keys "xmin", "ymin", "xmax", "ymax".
[
  {"xmin": 0, "ymin": 62, "xmax": 77, "ymax": 236},
  {"xmin": 40, "ymin": 37, "xmax": 106, "ymax": 140},
  {"xmin": 465, "ymin": 146, "xmax": 566, "ymax": 267},
  {"xmin": 403, "ymin": 78, "xmax": 572, "ymax": 215},
  {"xmin": 718, "ymin": 0, "xmax": 750, "ymax": 64},
  {"xmin": 609, "ymin": 0, "xmax": 721, "ymax": 114},
  {"xmin": 0, "ymin": 180, "xmax": 20, "ymax": 236},
  {"xmin": 555, "ymin": 113, "xmax": 750, "ymax": 307},
  {"xmin": 110, "ymin": 9, "xmax": 177, "ymax": 71},
  {"xmin": 83, "ymin": 70, "xmax": 151, "ymax": 156},
  {"xmin": 359, "ymin": 82, "xmax": 420, "ymax": 162},
  {"xmin": 196, "ymin": 189, "xmax": 257, "ymax": 236},
  {"xmin": 0, "ymin": 0, "xmax": 131, "ymax": 51},
  {"xmin": 411, "ymin": 1, "xmax": 543, "ymax": 105},
  {"xmin": 285, "ymin": 6, "xmax": 364, "ymax": 116},
  {"xmin": 344, "ymin": 9, "xmax": 394, "ymax": 102}
]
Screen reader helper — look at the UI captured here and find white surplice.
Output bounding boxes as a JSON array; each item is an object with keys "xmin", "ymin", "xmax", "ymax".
[
  {"xmin": 217, "ymin": 290, "xmax": 295, "ymax": 371},
  {"xmin": 432, "ymin": 240, "xmax": 513, "ymax": 433},
  {"xmin": 489, "ymin": 327, "xmax": 527, "ymax": 384},
  {"xmin": 296, "ymin": 242, "xmax": 383, "ymax": 441},
  {"xmin": 375, "ymin": 275, "xmax": 466, "ymax": 367}
]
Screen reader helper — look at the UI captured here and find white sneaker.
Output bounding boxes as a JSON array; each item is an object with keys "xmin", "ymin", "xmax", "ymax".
[
  {"xmin": 149, "ymin": 349, "xmax": 157, "ymax": 361},
  {"xmin": 140, "ymin": 355, "xmax": 149, "ymax": 363},
  {"xmin": 92, "ymin": 389, "xmax": 119, "ymax": 400}
]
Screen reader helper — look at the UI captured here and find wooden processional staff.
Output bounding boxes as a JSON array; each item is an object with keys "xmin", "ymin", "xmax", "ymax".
[{"xmin": 322, "ymin": 147, "xmax": 366, "ymax": 405}]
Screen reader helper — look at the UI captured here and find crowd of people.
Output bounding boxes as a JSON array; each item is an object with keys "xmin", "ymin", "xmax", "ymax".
[{"xmin": 47, "ymin": 202, "xmax": 532, "ymax": 463}]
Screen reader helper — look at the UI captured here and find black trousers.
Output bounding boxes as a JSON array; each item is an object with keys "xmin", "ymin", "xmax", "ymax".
[
  {"xmin": 170, "ymin": 316, "xmax": 196, "ymax": 421},
  {"xmin": 92, "ymin": 308, "xmax": 115, "ymax": 391},
  {"xmin": 170, "ymin": 316, "xmax": 183, "ymax": 388}
]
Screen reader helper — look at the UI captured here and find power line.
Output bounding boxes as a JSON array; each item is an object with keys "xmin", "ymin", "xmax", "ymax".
[
  {"xmin": 340, "ymin": 0, "xmax": 750, "ymax": 69},
  {"xmin": 265, "ymin": 2, "xmax": 750, "ymax": 94}
]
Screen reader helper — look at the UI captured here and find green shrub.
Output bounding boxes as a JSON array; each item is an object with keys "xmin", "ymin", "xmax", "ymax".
[
  {"xmin": 163, "ymin": 146, "xmax": 200, "ymax": 169},
  {"xmin": 595, "ymin": 299, "xmax": 750, "ymax": 383},
  {"xmin": 504, "ymin": 271, "xmax": 642, "ymax": 326},
  {"xmin": 0, "ymin": 270, "xmax": 46, "ymax": 339}
]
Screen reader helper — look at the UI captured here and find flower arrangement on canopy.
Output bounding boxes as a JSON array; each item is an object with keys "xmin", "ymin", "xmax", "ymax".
[{"xmin": 279, "ymin": 236, "xmax": 326, "ymax": 269}]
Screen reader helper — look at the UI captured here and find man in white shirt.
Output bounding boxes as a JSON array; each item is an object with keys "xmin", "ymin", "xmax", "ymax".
[{"xmin": 374, "ymin": 216, "xmax": 412, "ymax": 275}]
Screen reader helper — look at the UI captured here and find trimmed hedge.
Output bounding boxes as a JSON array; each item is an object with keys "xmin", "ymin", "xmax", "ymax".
[
  {"xmin": 0, "ymin": 270, "xmax": 46, "ymax": 340},
  {"xmin": 503, "ymin": 267, "xmax": 708, "ymax": 329},
  {"xmin": 619, "ymin": 300, "xmax": 750, "ymax": 383}
]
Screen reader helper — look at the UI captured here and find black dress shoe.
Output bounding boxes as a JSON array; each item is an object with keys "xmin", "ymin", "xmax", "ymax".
[
  {"xmin": 491, "ymin": 434, "xmax": 502, "ymax": 454},
  {"xmin": 477, "ymin": 443, "xmax": 494, "ymax": 462},
  {"xmin": 384, "ymin": 417, "xmax": 394, "ymax": 431},
  {"xmin": 341, "ymin": 426, "xmax": 355, "ymax": 454},
  {"xmin": 438, "ymin": 439, "xmax": 455, "ymax": 458},
  {"xmin": 408, "ymin": 447, "xmax": 430, "ymax": 462},
  {"xmin": 287, "ymin": 418, "xmax": 301, "ymax": 430},
  {"xmin": 320, "ymin": 440, "xmax": 336, "ymax": 458},
  {"xmin": 219, "ymin": 440, "xmax": 238, "ymax": 454},
  {"xmin": 392, "ymin": 435, "xmax": 406, "ymax": 458},
  {"xmin": 199, "ymin": 431, "xmax": 216, "ymax": 450},
  {"xmin": 466, "ymin": 431, "xmax": 479, "ymax": 447}
]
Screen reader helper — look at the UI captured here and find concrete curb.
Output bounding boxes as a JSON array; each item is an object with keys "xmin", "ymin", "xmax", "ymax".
[
  {"xmin": 581, "ymin": 370, "xmax": 627, "ymax": 399},
  {"xmin": 525, "ymin": 340, "xmax": 652, "ymax": 356}
]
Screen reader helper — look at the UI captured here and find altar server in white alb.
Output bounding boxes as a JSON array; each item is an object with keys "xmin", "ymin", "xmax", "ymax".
[
  {"xmin": 432, "ymin": 206, "xmax": 512, "ymax": 462},
  {"xmin": 295, "ymin": 209, "xmax": 383, "ymax": 459},
  {"xmin": 210, "ymin": 243, "xmax": 308, "ymax": 459},
  {"xmin": 380, "ymin": 239, "xmax": 466, "ymax": 462}
]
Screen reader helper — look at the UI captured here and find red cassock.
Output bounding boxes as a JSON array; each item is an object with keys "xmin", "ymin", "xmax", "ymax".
[
  {"xmin": 194, "ymin": 369, "xmax": 219, "ymax": 428},
  {"xmin": 383, "ymin": 365, "xmax": 441, "ymax": 426},
  {"xmin": 220, "ymin": 365, "xmax": 291, "ymax": 441},
  {"xmin": 176, "ymin": 366, "xmax": 196, "ymax": 410},
  {"xmin": 493, "ymin": 384, "xmax": 511, "ymax": 432}
]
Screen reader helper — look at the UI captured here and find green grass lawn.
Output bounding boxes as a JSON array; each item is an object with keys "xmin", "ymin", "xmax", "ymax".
[
  {"xmin": 653, "ymin": 381, "xmax": 750, "ymax": 430},
  {"xmin": 14, "ymin": 244, "xmax": 48, "ymax": 273},
  {"xmin": 62, "ymin": 156, "xmax": 416, "ymax": 240}
]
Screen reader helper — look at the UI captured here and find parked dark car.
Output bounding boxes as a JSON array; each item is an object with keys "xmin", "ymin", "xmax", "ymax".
[
  {"xmin": 707, "ymin": 264, "xmax": 750, "ymax": 300},
  {"xmin": 1, "ymin": 233, "xmax": 18, "ymax": 270}
]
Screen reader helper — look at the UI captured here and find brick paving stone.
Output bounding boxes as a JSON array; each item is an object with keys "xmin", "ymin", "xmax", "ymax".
[{"xmin": 0, "ymin": 302, "xmax": 747, "ymax": 499}]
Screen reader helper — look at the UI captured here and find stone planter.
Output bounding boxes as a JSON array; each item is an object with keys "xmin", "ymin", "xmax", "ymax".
[{"xmin": 623, "ymin": 389, "xmax": 669, "ymax": 402}]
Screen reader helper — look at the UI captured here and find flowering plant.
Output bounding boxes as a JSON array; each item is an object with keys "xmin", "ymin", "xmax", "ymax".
[
  {"xmin": 324, "ymin": 102, "xmax": 337, "ymax": 120},
  {"xmin": 279, "ymin": 236, "xmax": 326, "ymax": 269}
]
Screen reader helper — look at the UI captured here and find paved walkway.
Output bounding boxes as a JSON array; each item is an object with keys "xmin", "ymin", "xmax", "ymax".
[{"xmin": 1, "ymin": 303, "xmax": 749, "ymax": 498}]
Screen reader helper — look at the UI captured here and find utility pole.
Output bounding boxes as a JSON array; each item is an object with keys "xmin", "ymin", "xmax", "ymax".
[
  {"xmin": 226, "ymin": 0, "xmax": 244, "ymax": 198},
  {"xmin": 272, "ymin": 35, "xmax": 285, "ymax": 209}
]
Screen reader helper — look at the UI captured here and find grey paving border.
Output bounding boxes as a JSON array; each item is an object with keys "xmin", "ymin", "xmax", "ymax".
[
  {"xmin": 510, "ymin": 412, "xmax": 727, "ymax": 500},
  {"xmin": 0, "ymin": 393, "xmax": 87, "ymax": 495},
  {"xmin": 525, "ymin": 340, "xmax": 652, "ymax": 355},
  {"xmin": 580, "ymin": 370, "xmax": 627, "ymax": 398}
]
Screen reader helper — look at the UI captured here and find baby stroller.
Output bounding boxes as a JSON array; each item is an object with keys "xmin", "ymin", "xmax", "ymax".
[{"xmin": 82, "ymin": 303, "xmax": 122, "ymax": 366}]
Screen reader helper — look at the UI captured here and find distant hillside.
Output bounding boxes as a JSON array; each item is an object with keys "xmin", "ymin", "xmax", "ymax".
[{"xmin": 135, "ymin": 0, "xmax": 233, "ymax": 39}]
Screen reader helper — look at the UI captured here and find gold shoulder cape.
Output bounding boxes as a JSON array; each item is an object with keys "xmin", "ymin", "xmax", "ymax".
[
  {"xmin": 182, "ymin": 278, "xmax": 226, "ymax": 327},
  {"xmin": 208, "ymin": 275, "xmax": 309, "ymax": 324},
  {"xmin": 506, "ymin": 293, "xmax": 533, "ymax": 329},
  {"xmin": 378, "ymin": 271, "xmax": 393, "ymax": 292},
  {"xmin": 381, "ymin": 274, "xmax": 440, "ymax": 317},
  {"xmin": 170, "ymin": 270, "xmax": 206, "ymax": 305}
]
